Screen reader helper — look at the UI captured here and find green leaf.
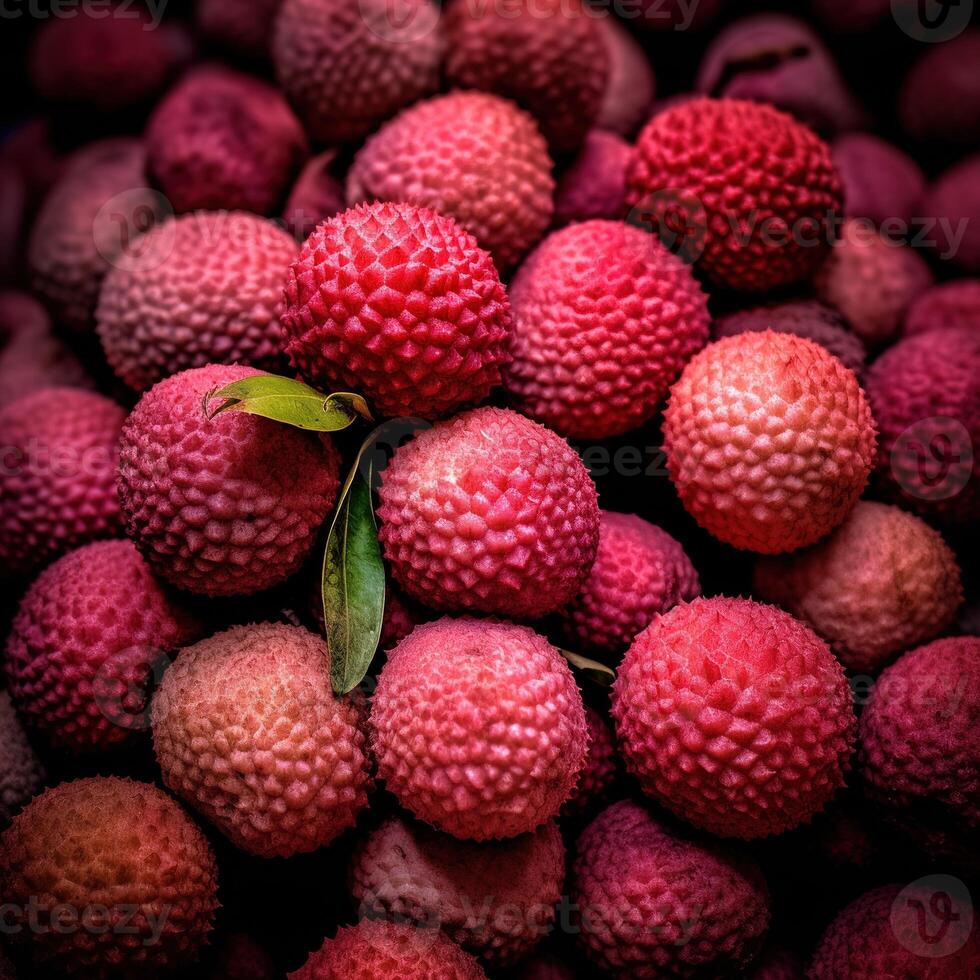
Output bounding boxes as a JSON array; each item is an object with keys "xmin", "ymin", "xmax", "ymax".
[
  {"xmin": 323, "ymin": 452, "xmax": 386, "ymax": 694},
  {"xmin": 559, "ymin": 649, "xmax": 617, "ymax": 687},
  {"xmin": 202, "ymin": 374, "xmax": 371, "ymax": 431}
]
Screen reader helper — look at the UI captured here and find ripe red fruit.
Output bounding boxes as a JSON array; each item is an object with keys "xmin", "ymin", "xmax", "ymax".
[
  {"xmin": 595, "ymin": 16, "xmax": 655, "ymax": 137},
  {"xmin": 627, "ymin": 97, "xmax": 843, "ymax": 291},
  {"xmin": 347, "ymin": 92, "xmax": 555, "ymax": 271},
  {"xmin": 370, "ymin": 618, "xmax": 588, "ymax": 840},
  {"xmin": 572, "ymin": 800, "xmax": 770, "ymax": 976},
  {"xmin": 0, "ymin": 693, "xmax": 44, "ymax": 828},
  {"xmin": 504, "ymin": 221, "xmax": 709, "ymax": 439},
  {"xmin": 904, "ymin": 280, "xmax": 980, "ymax": 337},
  {"xmin": 378, "ymin": 407, "xmax": 600, "ymax": 618},
  {"xmin": 554, "ymin": 131, "xmax": 631, "ymax": 227},
  {"xmin": 612, "ymin": 597, "xmax": 856, "ymax": 838},
  {"xmin": 664, "ymin": 331, "xmax": 876, "ymax": 553},
  {"xmin": 117, "ymin": 364, "xmax": 341, "ymax": 596},
  {"xmin": 919, "ymin": 154, "xmax": 980, "ymax": 274},
  {"xmin": 282, "ymin": 202, "xmax": 511, "ymax": 420},
  {"xmin": 832, "ymin": 133, "xmax": 925, "ymax": 227}
]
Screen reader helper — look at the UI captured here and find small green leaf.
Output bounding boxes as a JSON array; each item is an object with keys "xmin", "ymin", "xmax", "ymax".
[
  {"xmin": 559, "ymin": 649, "xmax": 617, "ymax": 687},
  {"xmin": 203, "ymin": 374, "xmax": 371, "ymax": 431},
  {"xmin": 323, "ymin": 452, "xmax": 386, "ymax": 694}
]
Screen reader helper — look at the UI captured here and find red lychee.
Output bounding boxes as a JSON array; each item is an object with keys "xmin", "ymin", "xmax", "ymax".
[
  {"xmin": 905, "ymin": 280, "xmax": 980, "ymax": 337},
  {"xmin": 919, "ymin": 154, "xmax": 980, "ymax": 274},
  {"xmin": 832, "ymin": 133, "xmax": 925, "ymax": 227},
  {"xmin": 596, "ymin": 17, "xmax": 655, "ymax": 137},
  {"xmin": 554, "ymin": 131, "xmax": 631, "ymax": 227}
]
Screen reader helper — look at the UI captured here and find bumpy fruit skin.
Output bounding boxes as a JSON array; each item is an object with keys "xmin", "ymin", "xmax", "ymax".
[
  {"xmin": 664, "ymin": 331, "xmax": 876, "ymax": 554},
  {"xmin": 596, "ymin": 17, "xmax": 655, "ymax": 137},
  {"xmin": 197, "ymin": 0, "xmax": 281, "ymax": 60},
  {"xmin": 118, "ymin": 364, "xmax": 340, "ymax": 596},
  {"xmin": 350, "ymin": 816, "xmax": 565, "ymax": 965},
  {"xmin": 147, "ymin": 65, "xmax": 307, "ymax": 216},
  {"xmin": 905, "ymin": 280, "xmax": 980, "ymax": 337},
  {"xmin": 283, "ymin": 150, "xmax": 345, "ymax": 242},
  {"xmin": 612, "ymin": 597, "xmax": 856, "ymax": 838},
  {"xmin": 504, "ymin": 221, "xmax": 710, "ymax": 439},
  {"xmin": 281, "ymin": 202, "xmax": 511, "ymax": 419},
  {"xmin": 0, "ymin": 693, "xmax": 44, "ymax": 828},
  {"xmin": 0, "ymin": 777, "xmax": 218, "ymax": 979},
  {"xmin": 554, "ymin": 131, "xmax": 631, "ymax": 227},
  {"xmin": 865, "ymin": 328, "xmax": 980, "ymax": 524},
  {"xmin": 371, "ymin": 618, "xmax": 588, "ymax": 840},
  {"xmin": 290, "ymin": 920, "xmax": 487, "ymax": 980},
  {"xmin": 153, "ymin": 622, "xmax": 372, "ymax": 857},
  {"xmin": 859, "ymin": 637, "xmax": 979, "ymax": 865},
  {"xmin": 809, "ymin": 883, "xmax": 980, "ymax": 980},
  {"xmin": 274, "ymin": 0, "xmax": 443, "ymax": 145},
  {"xmin": 97, "ymin": 211, "xmax": 298, "ymax": 391},
  {"xmin": 814, "ymin": 219, "xmax": 934, "ymax": 347},
  {"xmin": 560, "ymin": 511, "xmax": 700, "ymax": 657},
  {"xmin": 5, "ymin": 540, "xmax": 203, "ymax": 753},
  {"xmin": 445, "ymin": 0, "xmax": 608, "ymax": 151},
  {"xmin": 0, "ymin": 388, "xmax": 124, "ymax": 579},
  {"xmin": 754, "ymin": 502, "xmax": 962, "ymax": 673},
  {"xmin": 832, "ymin": 133, "xmax": 925, "ymax": 227},
  {"xmin": 627, "ymin": 98, "xmax": 843, "ymax": 292},
  {"xmin": 572, "ymin": 800, "xmax": 770, "ymax": 977},
  {"xmin": 919, "ymin": 154, "xmax": 980, "ymax": 274},
  {"xmin": 378, "ymin": 408, "xmax": 600, "ymax": 618},
  {"xmin": 715, "ymin": 299, "xmax": 866, "ymax": 375},
  {"xmin": 347, "ymin": 92, "xmax": 554, "ymax": 271},
  {"xmin": 561, "ymin": 706, "xmax": 618, "ymax": 818}
]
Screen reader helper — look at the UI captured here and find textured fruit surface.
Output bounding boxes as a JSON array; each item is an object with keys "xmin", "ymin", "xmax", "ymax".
[
  {"xmin": 289, "ymin": 919, "xmax": 487, "ymax": 980},
  {"xmin": 865, "ymin": 327, "xmax": 980, "ymax": 523},
  {"xmin": 664, "ymin": 331, "xmax": 876, "ymax": 553},
  {"xmin": 146, "ymin": 65, "xmax": 307, "ymax": 216},
  {"xmin": 98, "ymin": 211, "xmax": 297, "ymax": 390},
  {"xmin": 572, "ymin": 800, "xmax": 770, "ymax": 976},
  {"xmin": 370, "ymin": 618, "xmax": 588, "ymax": 840},
  {"xmin": 627, "ymin": 97, "xmax": 842, "ymax": 291},
  {"xmin": 832, "ymin": 133, "xmax": 925, "ymax": 226},
  {"xmin": 5, "ymin": 540, "xmax": 203, "ymax": 753},
  {"xmin": 350, "ymin": 815, "xmax": 565, "ymax": 964},
  {"xmin": 715, "ymin": 299, "xmax": 866, "ymax": 375},
  {"xmin": 0, "ymin": 387, "xmax": 124, "ymax": 579},
  {"xmin": 378, "ymin": 407, "xmax": 599, "ymax": 618},
  {"xmin": 153, "ymin": 622, "xmax": 372, "ymax": 857},
  {"xmin": 560, "ymin": 511, "xmax": 700, "ymax": 657},
  {"xmin": 612, "ymin": 597, "xmax": 856, "ymax": 838},
  {"xmin": 554, "ymin": 131, "xmax": 631, "ymax": 227},
  {"xmin": 860, "ymin": 637, "xmax": 979, "ymax": 864},
  {"xmin": 0, "ymin": 777, "xmax": 218, "ymax": 978},
  {"xmin": 281, "ymin": 202, "xmax": 511, "ymax": 419},
  {"xmin": 596, "ymin": 16, "xmax": 655, "ymax": 137},
  {"xmin": 273, "ymin": 0, "xmax": 443, "ymax": 145},
  {"xmin": 0, "ymin": 692, "xmax": 44, "ymax": 828},
  {"xmin": 905, "ymin": 279, "xmax": 980, "ymax": 336},
  {"xmin": 814, "ymin": 219, "xmax": 934, "ymax": 346},
  {"xmin": 118, "ymin": 364, "xmax": 340, "ymax": 596},
  {"xmin": 445, "ymin": 0, "xmax": 608, "ymax": 151},
  {"xmin": 283, "ymin": 150, "xmax": 345, "ymax": 242},
  {"xmin": 919, "ymin": 154, "xmax": 980, "ymax": 274},
  {"xmin": 755, "ymin": 502, "xmax": 962, "ymax": 673},
  {"xmin": 809, "ymin": 883, "xmax": 980, "ymax": 979},
  {"xmin": 561, "ymin": 706, "xmax": 618, "ymax": 818},
  {"xmin": 347, "ymin": 92, "xmax": 554, "ymax": 271},
  {"xmin": 504, "ymin": 221, "xmax": 710, "ymax": 439}
]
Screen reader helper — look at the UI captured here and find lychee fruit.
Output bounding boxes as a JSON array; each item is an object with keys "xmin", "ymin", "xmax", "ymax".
[
  {"xmin": 97, "ymin": 211, "xmax": 298, "ymax": 391},
  {"xmin": 273, "ymin": 0, "xmax": 444, "ymax": 145},
  {"xmin": 0, "ymin": 776, "xmax": 219, "ymax": 978},
  {"xmin": 444, "ymin": 0, "xmax": 608, "ymax": 151},
  {"xmin": 864, "ymin": 327, "xmax": 980, "ymax": 524},
  {"xmin": 560, "ymin": 511, "xmax": 700, "ymax": 658},
  {"xmin": 859, "ymin": 637, "xmax": 979, "ymax": 867},
  {"xmin": 754, "ymin": 501, "xmax": 962, "ymax": 673},
  {"xmin": 627, "ymin": 97, "xmax": 843, "ymax": 291},
  {"xmin": 146, "ymin": 65, "xmax": 307, "ymax": 216},
  {"xmin": 0, "ymin": 693, "xmax": 44, "ymax": 828},
  {"xmin": 347, "ymin": 92, "xmax": 554, "ymax": 272},
  {"xmin": 561, "ymin": 706, "xmax": 618, "ymax": 819},
  {"xmin": 282, "ymin": 150, "xmax": 345, "ymax": 242},
  {"xmin": 663, "ymin": 331, "xmax": 876, "ymax": 554},
  {"xmin": 714, "ymin": 299, "xmax": 867, "ymax": 375},
  {"xmin": 905, "ymin": 279, "xmax": 980, "ymax": 337},
  {"xmin": 919, "ymin": 154, "xmax": 980, "ymax": 274},
  {"xmin": 595, "ymin": 17, "xmax": 655, "ymax": 137},
  {"xmin": 503, "ymin": 220, "xmax": 710, "ymax": 440},
  {"xmin": 553, "ymin": 131, "xmax": 631, "ymax": 227},
  {"xmin": 814, "ymin": 219, "xmax": 934, "ymax": 347},
  {"xmin": 370, "ymin": 617, "xmax": 588, "ymax": 840},
  {"xmin": 0, "ymin": 387, "xmax": 124, "ymax": 580},
  {"xmin": 197, "ymin": 0, "xmax": 282, "ymax": 60},
  {"xmin": 571, "ymin": 800, "xmax": 770, "ymax": 977},
  {"xmin": 289, "ymin": 919, "xmax": 488, "ymax": 980},
  {"xmin": 117, "ymin": 364, "xmax": 340, "ymax": 596},
  {"xmin": 377, "ymin": 407, "xmax": 600, "ymax": 618},
  {"xmin": 612, "ymin": 596, "xmax": 856, "ymax": 838},
  {"xmin": 349, "ymin": 815, "xmax": 565, "ymax": 965},
  {"xmin": 152, "ymin": 622, "xmax": 372, "ymax": 858},
  {"xmin": 281, "ymin": 202, "xmax": 512, "ymax": 420},
  {"xmin": 5, "ymin": 540, "xmax": 204, "ymax": 754}
]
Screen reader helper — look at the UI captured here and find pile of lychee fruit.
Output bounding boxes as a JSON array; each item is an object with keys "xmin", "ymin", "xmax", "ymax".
[{"xmin": 0, "ymin": 1, "xmax": 978, "ymax": 978}]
